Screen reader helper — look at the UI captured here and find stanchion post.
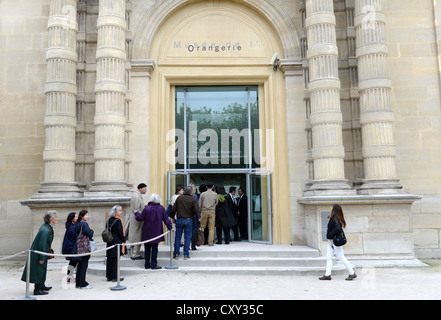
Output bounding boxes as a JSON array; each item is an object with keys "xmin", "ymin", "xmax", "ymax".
[
  {"xmin": 19, "ymin": 250, "xmax": 36, "ymax": 300},
  {"xmin": 110, "ymin": 244, "xmax": 127, "ymax": 291},
  {"xmin": 165, "ymin": 230, "xmax": 178, "ymax": 270}
]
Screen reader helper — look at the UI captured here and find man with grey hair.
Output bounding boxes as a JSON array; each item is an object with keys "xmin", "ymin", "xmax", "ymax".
[{"xmin": 171, "ymin": 186, "xmax": 199, "ymax": 259}]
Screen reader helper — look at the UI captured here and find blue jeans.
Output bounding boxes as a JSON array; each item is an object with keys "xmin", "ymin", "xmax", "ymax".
[
  {"xmin": 174, "ymin": 218, "xmax": 193, "ymax": 257},
  {"xmin": 191, "ymin": 216, "xmax": 199, "ymax": 249}
]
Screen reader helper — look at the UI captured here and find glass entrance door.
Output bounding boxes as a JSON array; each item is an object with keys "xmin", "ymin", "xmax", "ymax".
[
  {"xmin": 167, "ymin": 170, "xmax": 272, "ymax": 244},
  {"xmin": 248, "ymin": 171, "xmax": 272, "ymax": 244},
  {"xmin": 167, "ymin": 171, "xmax": 189, "ymax": 207}
]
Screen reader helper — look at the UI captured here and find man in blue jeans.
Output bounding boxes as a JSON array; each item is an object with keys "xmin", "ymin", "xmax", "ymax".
[{"xmin": 170, "ymin": 186, "xmax": 199, "ymax": 259}]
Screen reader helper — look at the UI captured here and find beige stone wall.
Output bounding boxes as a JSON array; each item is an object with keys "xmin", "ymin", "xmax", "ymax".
[
  {"xmin": 0, "ymin": 0, "xmax": 49, "ymax": 201},
  {"xmin": 0, "ymin": 0, "xmax": 50, "ymax": 253},
  {"xmin": 385, "ymin": 1, "xmax": 441, "ymax": 258},
  {"xmin": 0, "ymin": 0, "xmax": 440, "ymax": 257}
]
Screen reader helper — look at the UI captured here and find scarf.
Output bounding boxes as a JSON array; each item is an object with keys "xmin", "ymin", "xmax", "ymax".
[{"xmin": 115, "ymin": 215, "xmax": 126, "ymax": 255}]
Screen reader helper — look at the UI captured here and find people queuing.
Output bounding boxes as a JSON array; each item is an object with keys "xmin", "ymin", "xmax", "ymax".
[
  {"xmin": 237, "ymin": 188, "xmax": 248, "ymax": 240},
  {"xmin": 170, "ymin": 186, "xmax": 199, "ymax": 259},
  {"xmin": 189, "ymin": 184, "xmax": 201, "ymax": 251},
  {"xmin": 61, "ymin": 212, "xmax": 78, "ymax": 284},
  {"xmin": 135, "ymin": 193, "xmax": 172, "ymax": 269},
  {"xmin": 106, "ymin": 205, "xmax": 126, "ymax": 282},
  {"xmin": 215, "ymin": 186, "xmax": 236, "ymax": 244},
  {"xmin": 73, "ymin": 210, "xmax": 94, "ymax": 289},
  {"xmin": 20, "ymin": 181, "xmax": 357, "ymax": 296},
  {"xmin": 21, "ymin": 210, "xmax": 58, "ymax": 295},
  {"xmin": 128, "ymin": 183, "xmax": 147, "ymax": 260},
  {"xmin": 198, "ymin": 182, "xmax": 218, "ymax": 246}
]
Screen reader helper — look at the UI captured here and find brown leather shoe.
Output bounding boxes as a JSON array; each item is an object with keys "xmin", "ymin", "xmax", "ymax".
[
  {"xmin": 346, "ymin": 273, "xmax": 357, "ymax": 281},
  {"xmin": 319, "ymin": 275, "xmax": 332, "ymax": 280}
]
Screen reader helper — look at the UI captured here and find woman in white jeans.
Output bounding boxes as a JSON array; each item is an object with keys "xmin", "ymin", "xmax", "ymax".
[{"xmin": 319, "ymin": 204, "xmax": 357, "ymax": 281}]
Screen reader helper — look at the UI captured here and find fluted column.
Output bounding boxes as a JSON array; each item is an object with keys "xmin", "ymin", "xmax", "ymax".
[
  {"xmin": 90, "ymin": 0, "xmax": 128, "ymax": 193},
  {"xmin": 305, "ymin": 0, "xmax": 353, "ymax": 194},
  {"xmin": 355, "ymin": 0, "xmax": 402, "ymax": 193},
  {"xmin": 38, "ymin": 0, "xmax": 80, "ymax": 196}
]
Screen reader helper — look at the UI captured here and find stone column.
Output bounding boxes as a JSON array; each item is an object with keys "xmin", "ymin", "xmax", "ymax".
[
  {"xmin": 38, "ymin": 0, "xmax": 80, "ymax": 196},
  {"xmin": 90, "ymin": 0, "xmax": 128, "ymax": 193},
  {"xmin": 354, "ymin": 0, "xmax": 402, "ymax": 193},
  {"xmin": 305, "ymin": 0, "xmax": 353, "ymax": 194}
]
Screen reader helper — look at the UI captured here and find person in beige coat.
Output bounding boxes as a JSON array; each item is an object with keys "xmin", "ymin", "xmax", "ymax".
[{"xmin": 128, "ymin": 183, "xmax": 147, "ymax": 259}]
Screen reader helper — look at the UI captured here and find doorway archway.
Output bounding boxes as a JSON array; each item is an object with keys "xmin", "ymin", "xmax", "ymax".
[{"xmin": 130, "ymin": 0, "xmax": 297, "ymax": 244}]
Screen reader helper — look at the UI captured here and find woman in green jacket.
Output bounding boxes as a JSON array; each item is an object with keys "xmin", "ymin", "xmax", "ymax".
[{"xmin": 21, "ymin": 210, "xmax": 58, "ymax": 295}]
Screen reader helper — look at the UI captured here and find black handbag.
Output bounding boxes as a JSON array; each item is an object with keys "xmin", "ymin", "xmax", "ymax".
[
  {"xmin": 333, "ymin": 231, "xmax": 347, "ymax": 247},
  {"xmin": 332, "ymin": 217, "xmax": 347, "ymax": 247}
]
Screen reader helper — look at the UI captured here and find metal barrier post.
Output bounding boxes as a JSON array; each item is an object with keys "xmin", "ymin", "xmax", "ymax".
[
  {"xmin": 165, "ymin": 230, "xmax": 178, "ymax": 270},
  {"xmin": 110, "ymin": 243, "xmax": 126, "ymax": 291},
  {"xmin": 19, "ymin": 250, "xmax": 36, "ymax": 300}
]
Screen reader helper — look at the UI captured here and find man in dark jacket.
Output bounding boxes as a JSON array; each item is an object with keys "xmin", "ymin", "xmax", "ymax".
[
  {"xmin": 171, "ymin": 186, "xmax": 199, "ymax": 259},
  {"xmin": 226, "ymin": 186, "xmax": 240, "ymax": 241}
]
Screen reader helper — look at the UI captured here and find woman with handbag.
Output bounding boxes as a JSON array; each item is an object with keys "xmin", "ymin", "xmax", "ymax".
[
  {"xmin": 106, "ymin": 205, "xmax": 126, "ymax": 281},
  {"xmin": 319, "ymin": 204, "xmax": 357, "ymax": 281},
  {"xmin": 74, "ymin": 209, "xmax": 94, "ymax": 289}
]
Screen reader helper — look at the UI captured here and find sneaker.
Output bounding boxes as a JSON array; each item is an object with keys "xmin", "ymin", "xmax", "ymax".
[
  {"xmin": 80, "ymin": 284, "xmax": 93, "ymax": 289},
  {"xmin": 173, "ymin": 255, "xmax": 179, "ymax": 260},
  {"xmin": 319, "ymin": 275, "xmax": 332, "ymax": 280},
  {"xmin": 346, "ymin": 273, "xmax": 357, "ymax": 281},
  {"xmin": 184, "ymin": 256, "xmax": 190, "ymax": 260}
]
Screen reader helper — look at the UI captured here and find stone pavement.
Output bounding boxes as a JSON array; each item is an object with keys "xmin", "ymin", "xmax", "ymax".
[{"xmin": 1, "ymin": 258, "xmax": 440, "ymax": 301}]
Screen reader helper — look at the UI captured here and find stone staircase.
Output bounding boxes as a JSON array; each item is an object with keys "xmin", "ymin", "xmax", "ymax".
[{"xmin": 87, "ymin": 242, "xmax": 348, "ymax": 276}]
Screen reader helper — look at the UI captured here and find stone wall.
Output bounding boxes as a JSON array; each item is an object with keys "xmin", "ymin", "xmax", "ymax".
[
  {"xmin": 385, "ymin": 0, "xmax": 441, "ymax": 258},
  {"xmin": 0, "ymin": 0, "xmax": 440, "ymax": 258},
  {"xmin": 0, "ymin": 0, "xmax": 50, "ymax": 254}
]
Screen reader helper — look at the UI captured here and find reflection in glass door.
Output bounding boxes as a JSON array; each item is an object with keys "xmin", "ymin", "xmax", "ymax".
[{"xmin": 248, "ymin": 171, "xmax": 272, "ymax": 244}]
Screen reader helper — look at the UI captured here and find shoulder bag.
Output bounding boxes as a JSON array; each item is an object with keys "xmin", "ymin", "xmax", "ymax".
[
  {"xmin": 102, "ymin": 219, "xmax": 117, "ymax": 243},
  {"xmin": 332, "ymin": 218, "xmax": 347, "ymax": 247},
  {"xmin": 76, "ymin": 224, "xmax": 91, "ymax": 254},
  {"xmin": 195, "ymin": 225, "xmax": 205, "ymax": 246}
]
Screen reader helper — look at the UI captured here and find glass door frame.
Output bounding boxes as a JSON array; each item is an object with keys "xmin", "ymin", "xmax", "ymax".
[
  {"xmin": 247, "ymin": 170, "xmax": 272, "ymax": 244},
  {"xmin": 166, "ymin": 171, "xmax": 190, "ymax": 207},
  {"xmin": 167, "ymin": 169, "xmax": 272, "ymax": 244}
]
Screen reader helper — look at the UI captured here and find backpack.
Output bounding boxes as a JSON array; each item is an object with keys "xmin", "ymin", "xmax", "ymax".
[{"xmin": 102, "ymin": 219, "xmax": 117, "ymax": 243}]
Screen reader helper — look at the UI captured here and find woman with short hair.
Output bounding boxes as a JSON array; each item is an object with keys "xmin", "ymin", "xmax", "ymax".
[
  {"xmin": 135, "ymin": 194, "xmax": 172, "ymax": 269},
  {"xmin": 106, "ymin": 205, "xmax": 126, "ymax": 282}
]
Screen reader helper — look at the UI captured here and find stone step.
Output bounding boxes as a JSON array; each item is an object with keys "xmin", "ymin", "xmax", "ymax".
[
  {"xmin": 87, "ymin": 263, "xmax": 346, "ymax": 276},
  {"xmin": 121, "ymin": 256, "xmax": 327, "ymax": 268},
  {"xmin": 86, "ymin": 243, "xmax": 348, "ymax": 276}
]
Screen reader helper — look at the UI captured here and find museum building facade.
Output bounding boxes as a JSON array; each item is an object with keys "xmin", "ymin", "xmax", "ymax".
[{"xmin": 1, "ymin": 0, "xmax": 441, "ymax": 261}]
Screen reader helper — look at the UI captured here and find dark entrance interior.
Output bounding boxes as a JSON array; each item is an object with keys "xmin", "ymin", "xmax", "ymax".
[
  {"xmin": 190, "ymin": 173, "xmax": 248, "ymax": 242},
  {"xmin": 168, "ymin": 170, "xmax": 271, "ymax": 243}
]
